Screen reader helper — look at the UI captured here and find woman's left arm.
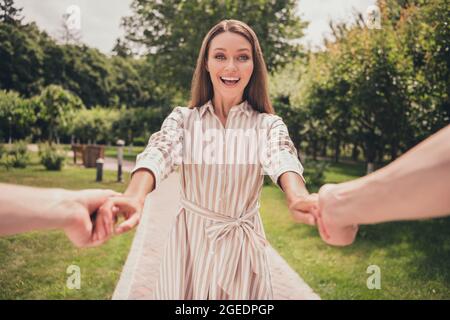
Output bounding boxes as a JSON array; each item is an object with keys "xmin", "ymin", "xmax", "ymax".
[{"xmin": 262, "ymin": 115, "xmax": 319, "ymax": 225}]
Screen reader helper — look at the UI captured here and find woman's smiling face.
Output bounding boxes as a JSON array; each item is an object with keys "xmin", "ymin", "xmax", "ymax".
[{"xmin": 206, "ymin": 32, "xmax": 254, "ymax": 99}]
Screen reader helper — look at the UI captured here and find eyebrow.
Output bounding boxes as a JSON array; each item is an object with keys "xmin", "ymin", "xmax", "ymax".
[{"xmin": 213, "ymin": 48, "xmax": 250, "ymax": 52}]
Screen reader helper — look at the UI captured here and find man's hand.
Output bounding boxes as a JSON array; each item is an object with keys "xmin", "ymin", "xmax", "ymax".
[
  {"xmin": 91, "ymin": 195, "xmax": 144, "ymax": 246},
  {"xmin": 62, "ymin": 189, "xmax": 121, "ymax": 248},
  {"xmin": 316, "ymin": 184, "xmax": 359, "ymax": 246}
]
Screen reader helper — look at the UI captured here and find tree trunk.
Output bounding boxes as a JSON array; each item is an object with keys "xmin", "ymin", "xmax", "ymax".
[
  {"xmin": 48, "ymin": 127, "xmax": 54, "ymax": 146},
  {"xmin": 365, "ymin": 143, "xmax": 377, "ymax": 175},
  {"xmin": 321, "ymin": 139, "xmax": 327, "ymax": 157},
  {"xmin": 334, "ymin": 138, "xmax": 341, "ymax": 163},
  {"xmin": 367, "ymin": 162, "xmax": 375, "ymax": 174},
  {"xmin": 390, "ymin": 143, "xmax": 398, "ymax": 161},
  {"xmin": 312, "ymin": 139, "xmax": 318, "ymax": 160},
  {"xmin": 352, "ymin": 144, "xmax": 359, "ymax": 161}
]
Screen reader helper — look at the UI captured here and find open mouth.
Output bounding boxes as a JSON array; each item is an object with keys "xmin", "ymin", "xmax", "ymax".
[{"xmin": 220, "ymin": 76, "xmax": 240, "ymax": 86}]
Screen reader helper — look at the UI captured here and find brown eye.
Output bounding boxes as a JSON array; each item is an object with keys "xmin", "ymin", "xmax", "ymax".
[{"xmin": 215, "ymin": 54, "xmax": 225, "ymax": 60}]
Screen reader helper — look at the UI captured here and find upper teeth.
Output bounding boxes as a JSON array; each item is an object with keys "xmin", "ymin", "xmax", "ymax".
[{"xmin": 221, "ymin": 77, "xmax": 240, "ymax": 81}]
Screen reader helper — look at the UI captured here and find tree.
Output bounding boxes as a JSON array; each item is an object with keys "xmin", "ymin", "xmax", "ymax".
[
  {"xmin": 70, "ymin": 106, "xmax": 120, "ymax": 144},
  {"xmin": 36, "ymin": 85, "xmax": 84, "ymax": 144},
  {"xmin": 112, "ymin": 38, "xmax": 132, "ymax": 58},
  {"xmin": 122, "ymin": 0, "xmax": 307, "ymax": 97},
  {"xmin": 61, "ymin": 44, "xmax": 113, "ymax": 107},
  {"xmin": 392, "ymin": 0, "xmax": 450, "ymax": 146},
  {"xmin": 278, "ymin": 0, "xmax": 449, "ymax": 174},
  {"xmin": 0, "ymin": 22, "xmax": 45, "ymax": 96},
  {"xmin": 0, "ymin": 0, "xmax": 23, "ymax": 24},
  {"xmin": 0, "ymin": 90, "xmax": 36, "ymax": 142}
]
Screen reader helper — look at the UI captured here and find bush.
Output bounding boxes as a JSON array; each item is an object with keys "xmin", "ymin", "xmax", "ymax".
[
  {"xmin": 263, "ymin": 174, "xmax": 272, "ymax": 186},
  {"xmin": 3, "ymin": 141, "xmax": 30, "ymax": 169},
  {"xmin": 38, "ymin": 143, "xmax": 66, "ymax": 171},
  {"xmin": 304, "ymin": 160, "xmax": 328, "ymax": 190},
  {"xmin": 0, "ymin": 90, "xmax": 37, "ymax": 142},
  {"xmin": 132, "ymin": 136, "xmax": 147, "ymax": 146}
]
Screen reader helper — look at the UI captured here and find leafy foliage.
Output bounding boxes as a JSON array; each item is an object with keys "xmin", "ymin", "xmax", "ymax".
[{"xmin": 38, "ymin": 142, "xmax": 66, "ymax": 170}]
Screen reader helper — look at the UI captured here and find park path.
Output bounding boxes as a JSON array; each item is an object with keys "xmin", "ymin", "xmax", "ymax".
[
  {"xmin": 102, "ymin": 156, "xmax": 135, "ymax": 172},
  {"xmin": 112, "ymin": 171, "xmax": 320, "ymax": 300}
]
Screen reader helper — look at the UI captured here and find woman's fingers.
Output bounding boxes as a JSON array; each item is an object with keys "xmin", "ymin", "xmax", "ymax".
[
  {"xmin": 291, "ymin": 210, "xmax": 316, "ymax": 225},
  {"xmin": 107, "ymin": 196, "xmax": 142, "ymax": 234},
  {"xmin": 109, "ymin": 197, "xmax": 141, "ymax": 215},
  {"xmin": 115, "ymin": 213, "xmax": 141, "ymax": 234},
  {"xmin": 93, "ymin": 200, "xmax": 115, "ymax": 241},
  {"xmin": 289, "ymin": 193, "xmax": 320, "ymax": 226},
  {"xmin": 289, "ymin": 197, "xmax": 317, "ymax": 213},
  {"xmin": 91, "ymin": 196, "xmax": 142, "ymax": 242},
  {"xmin": 313, "ymin": 207, "xmax": 330, "ymax": 239},
  {"xmin": 76, "ymin": 189, "xmax": 122, "ymax": 214}
]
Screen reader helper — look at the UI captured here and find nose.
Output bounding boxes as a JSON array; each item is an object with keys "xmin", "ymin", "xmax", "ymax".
[{"xmin": 224, "ymin": 58, "xmax": 238, "ymax": 72}]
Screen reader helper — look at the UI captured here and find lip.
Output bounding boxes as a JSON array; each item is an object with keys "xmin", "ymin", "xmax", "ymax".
[{"xmin": 219, "ymin": 76, "xmax": 240, "ymax": 88}]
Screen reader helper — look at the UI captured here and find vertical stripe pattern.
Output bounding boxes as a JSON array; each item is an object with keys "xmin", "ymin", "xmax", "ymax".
[{"xmin": 132, "ymin": 100, "xmax": 305, "ymax": 300}]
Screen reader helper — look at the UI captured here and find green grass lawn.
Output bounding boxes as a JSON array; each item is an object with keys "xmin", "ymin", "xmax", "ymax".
[
  {"xmin": 260, "ymin": 161, "xmax": 450, "ymax": 299},
  {"xmin": 0, "ymin": 155, "xmax": 134, "ymax": 299}
]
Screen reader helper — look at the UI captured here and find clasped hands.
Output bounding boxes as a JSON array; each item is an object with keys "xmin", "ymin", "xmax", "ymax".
[
  {"xmin": 287, "ymin": 184, "xmax": 359, "ymax": 246},
  {"xmin": 62, "ymin": 190, "xmax": 143, "ymax": 248}
]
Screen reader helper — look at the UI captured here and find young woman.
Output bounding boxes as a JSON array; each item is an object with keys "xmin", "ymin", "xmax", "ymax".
[{"xmin": 93, "ymin": 19, "xmax": 318, "ymax": 300}]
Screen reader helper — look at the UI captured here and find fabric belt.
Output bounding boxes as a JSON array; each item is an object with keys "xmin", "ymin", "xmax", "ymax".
[{"xmin": 179, "ymin": 196, "xmax": 268, "ymax": 297}]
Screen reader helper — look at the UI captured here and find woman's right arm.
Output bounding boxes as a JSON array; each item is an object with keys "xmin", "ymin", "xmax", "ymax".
[
  {"xmin": 92, "ymin": 169, "xmax": 156, "ymax": 243},
  {"xmin": 92, "ymin": 107, "xmax": 185, "ymax": 245},
  {"xmin": 123, "ymin": 169, "xmax": 156, "ymax": 205}
]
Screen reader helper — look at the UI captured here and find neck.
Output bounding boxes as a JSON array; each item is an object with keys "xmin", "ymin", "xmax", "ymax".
[{"xmin": 212, "ymin": 94, "xmax": 244, "ymax": 117}]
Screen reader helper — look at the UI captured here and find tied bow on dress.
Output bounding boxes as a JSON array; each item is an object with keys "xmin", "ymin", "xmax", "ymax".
[{"xmin": 180, "ymin": 197, "xmax": 269, "ymax": 297}]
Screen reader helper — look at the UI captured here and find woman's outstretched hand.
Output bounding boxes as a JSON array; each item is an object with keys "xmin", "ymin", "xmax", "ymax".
[
  {"xmin": 287, "ymin": 193, "xmax": 331, "ymax": 241},
  {"xmin": 287, "ymin": 193, "xmax": 319, "ymax": 225},
  {"xmin": 90, "ymin": 195, "xmax": 144, "ymax": 246}
]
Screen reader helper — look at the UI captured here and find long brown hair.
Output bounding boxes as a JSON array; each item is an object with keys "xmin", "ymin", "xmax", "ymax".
[{"xmin": 189, "ymin": 19, "xmax": 274, "ymax": 114}]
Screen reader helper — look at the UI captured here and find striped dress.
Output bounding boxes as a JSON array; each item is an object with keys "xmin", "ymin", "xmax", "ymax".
[{"xmin": 132, "ymin": 100, "xmax": 305, "ymax": 300}]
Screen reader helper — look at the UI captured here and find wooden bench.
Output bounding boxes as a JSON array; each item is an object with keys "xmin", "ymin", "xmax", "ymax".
[{"xmin": 71, "ymin": 144, "xmax": 105, "ymax": 168}]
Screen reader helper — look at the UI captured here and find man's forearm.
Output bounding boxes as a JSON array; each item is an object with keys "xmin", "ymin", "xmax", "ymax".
[
  {"xmin": 330, "ymin": 125, "xmax": 450, "ymax": 226},
  {"xmin": 0, "ymin": 183, "xmax": 70, "ymax": 236}
]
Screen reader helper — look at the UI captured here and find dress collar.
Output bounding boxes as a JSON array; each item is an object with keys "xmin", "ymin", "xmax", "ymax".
[{"xmin": 199, "ymin": 100, "xmax": 252, "ymax": 118}]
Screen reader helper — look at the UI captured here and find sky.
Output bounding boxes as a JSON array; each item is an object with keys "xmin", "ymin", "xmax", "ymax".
[
  {"xmin": 15, "ymin": 0, "xmax": 377, "ymax": 54},
  {"xmin": 297, "ymin": 0, "xmax": 377, "ymax": 49}
]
